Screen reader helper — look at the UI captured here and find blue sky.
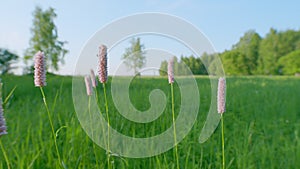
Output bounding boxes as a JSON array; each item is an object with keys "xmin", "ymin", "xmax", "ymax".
[{"xmin": 1, "ymin": 0, "xmax": 300, "ymax": 75}]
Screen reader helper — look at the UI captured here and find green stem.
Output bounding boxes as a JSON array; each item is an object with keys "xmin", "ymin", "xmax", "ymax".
[
  {"xmin": 171, "ymin": 83, "xmax": 179, "ymax": 169},
  {"xmin": 39, "ymin": 87, "xmax": 62, "ymax": 167},
  {"xmin": 0, "ymin": 140, "xmax": 10, "ymax": 169},
  {"xmin": 95, "ymin": 86, "xmax": 108, "ymax": 148},
  {"xmin": 103, "ymin": 83, "xmax": 111, "ymax": 169},
  {"xmin": 88, "ymin": 95, "xmax": 99, "ymax": 167},
  {"xmin": 221, "ymin": 114, "xmax": 225, "ymax": 169},
  {"xmin": 95, "ymin": 86, "xmax": 99, "ymax": 105}
]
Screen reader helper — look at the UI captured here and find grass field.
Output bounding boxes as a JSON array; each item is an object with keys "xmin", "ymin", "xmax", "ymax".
[{"xmin": 0, "ymin": 75, "xmax": 300, "ymax": 169}]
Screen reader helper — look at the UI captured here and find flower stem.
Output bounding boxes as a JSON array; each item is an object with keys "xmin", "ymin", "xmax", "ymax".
[
  {"xmin": 0, "ymin": 140, "xmax": 10, "ymax": 169},
  {"xmin": 221, "ymin": 114, "xmax": 225, "ymax": 169},
  {"xmin": 88, "ymin": 96, "xmax": 99, "ymax": 167},
  {"xmin": 95, "ymin": 86, "xmax": 99, "ymax": 105},
  {"xmin": 39, "ymin": 87, "xmax": 62, "ymax": 167},
  {"xmin": 171, "ymin": 83, "xmax": 179, "ymax": 169},
  {"xmin": 95, "ymin": 86, "xmax": 108, "ymax": 149},
  {"xmin": 103, "ymin": 83, "xmax": 111, "ymax": 169}
]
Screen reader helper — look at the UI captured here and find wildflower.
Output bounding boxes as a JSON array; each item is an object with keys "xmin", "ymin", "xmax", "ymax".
[
  {"xmin": 85, "ymin": 76, "xmax": 92, "ymax": 96},
  {"xmin": 217, "ymin": 77, "xmax": 226, "ymax": 114},
  {"xmin": 90, "ymin": 69, "xmax": 97, "ymax": 87},
  {"xmin": 0, "ymin": 97, "xmax": 7, "ymax": 137},
  {"xmin": 34, "ymin": 51, "xmax": 46, "ymax": 87},
  {"xmin": 168, "ymin": 58, "xmax": 174, "ymax": 84},
  {"xmin": 98, "ymin": 45, "xmax": 108, "ymax": 83}
]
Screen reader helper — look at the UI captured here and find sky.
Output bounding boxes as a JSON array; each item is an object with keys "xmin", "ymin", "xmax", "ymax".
[{"xmin": 0, "ymin": 0, "xmax": 300, "ymax": 75}]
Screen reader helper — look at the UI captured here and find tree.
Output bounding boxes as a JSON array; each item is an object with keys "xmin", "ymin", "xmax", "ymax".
[
  {"xmin": 159, "ymin": 28, "xmax": 300, "ymax": 76},
  {"xmin": 159, "ymin": 55, "xmax": 209, "ymax": 76},
  {"xmin": 24, "ymin": 6, "xmax": 68, "ymax": 73},
  {"xmin": 203, "ymin": 53, "xmax": 223, "ymax": 75},
  {"xmin": 159, "ymin": 60, "xmax": 168, "ymax": 76},
  {"xmin": 233, "ymin": 30, "xmax": 261, "ymax": 74},
  {"xmin": 221, "ymin": 50, "xmax": 249, "ymax": 75},
  {"xmin": 278, "ymin": 49, "xmax": 300, "ymax": 75},
  {"xmin": 257, "ymin": 28, "xmax": 300, "ymax": 75},
  {"xmin": 180, "ymin": 55, "xmax": 207, "ymax": 75},
  {"xmin": 0, "ymin": 48, "xmax": 19, "ymax": 75},
  {"xmin": 122, "ymin": 37, "xmax": 146, "ymax": 75}
]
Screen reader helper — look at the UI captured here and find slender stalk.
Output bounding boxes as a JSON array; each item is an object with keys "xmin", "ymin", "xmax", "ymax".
[
  {"xmin": 88, "ymin": 95, "xmax": 91, "ymax": 137},
  {"xmin": 39, "ymin": 87, "xmax": 62, "ymax": 167},
  {"xmin": 103, "ymin": 83, "xmax": 111, "ymax": 169},
  {"xmin": 0, "ymin": 140, "xmax": 10, "ymax": 169},
  {"xmin": 95, "ymin": 87, "xmax": 107, "ymax": 149},
  {"xmin": 171, "ymin": 83, "xmax": 179, "ymax": 169},
  {"xmin": 221, "ymin": 114, "xmax": 225, "ymax": 169},
  {"xmin": 95, "ymin": 86, "xmax": 99, "ymax": 105},
  {"xmin": 88, "ymin": 96, "xmax": 99, "ymax": 167},
  {"xmin": 94, "ymin": 87, "xmax": 110, "ymax": 168}
]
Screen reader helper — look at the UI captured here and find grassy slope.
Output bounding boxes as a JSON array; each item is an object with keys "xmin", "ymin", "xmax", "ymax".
[{"xmin": 0, "ymin": 75, "xmax": 299, "ymax": 169}]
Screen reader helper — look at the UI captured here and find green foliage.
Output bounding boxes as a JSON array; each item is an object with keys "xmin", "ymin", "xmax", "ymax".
[
  {"xmin": 24, "ymin": 6, "xmax": 68, "ymax": 73},
  {"xmin": 159, "ymin": 60, "xmax": 168, "ymax": 76},
  {"xmin": 159, "ymin": 55, "xmax": 208, "ymax": 76},
  {"xmin": 159, "ymin": 28, "xmax": 300, "ymax": 76},
  {"xmin": 205, "ymin": 54, "xmax": 224, "ymax": 75},
  {"xmin": 221, "ymin": 50, "xmax": 249, "ymax": 75},
  {"xmin": 0, "ymin": 48, "xmax": 19, "ymax": 75},
  {"xmin": 257, "ymin": 28, "xmax": 300, "ymax": 75},
  {"xmin": 180, "ymin": 55, "xmax": 207, "ymax": 75},
  {"xmin": 122, "ymin": 38, "xmax": 146, "ymax": 75},
  {"xmin": 257, "ymin": 28, "xmax": 280, "ymax": 74},
  {"xmin": 233, "ymin": 30, "xmax": 261, "ymax": 74},
  {"xmin": 278, "ymin": 49, "xmax": 300, "ymax": 75},
  {"xmin": 207, "ymin": 30, "xmax": 262, "ymax": 76}
]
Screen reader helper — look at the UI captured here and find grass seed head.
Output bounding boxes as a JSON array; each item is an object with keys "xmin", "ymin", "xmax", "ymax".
[
  {"xmin": 98, "ymin": 45, "xmax": 108, "ymax": 83},
  {"xmin": 34, "ymin": 51, "xmax": 46, "ymax": 87}
]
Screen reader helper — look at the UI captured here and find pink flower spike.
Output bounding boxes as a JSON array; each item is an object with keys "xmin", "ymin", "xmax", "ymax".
[
  {"xmin": 98, "ymin": 45, "xmax": 108, "ymax": 83},
  {"xmin": 84, "ymin": 76, "xmax": 92, "ymax": 96},
  {"xmin": 168, "ymin": 58, "xmax": 174, "ymax": 84},
  {"xmin": 217, "ymin": 77, "xmax": 226, "ymax": 114},
  {"xmin": 0, "ymin": 97, "xmax": 7, "ymax": 137},
  {"xmin": 34, "ymin": 51, "xmax": 46, "ymax": 87},
  {"xmin": 90, "ymin": 69, "xmax": 97, "ymax": 87}
]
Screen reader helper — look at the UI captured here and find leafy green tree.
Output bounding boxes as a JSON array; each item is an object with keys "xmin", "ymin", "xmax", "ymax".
[
  {"xmin": 277, "ymin": 30, "xmax": 300, "ymax": 57},
  {"xmin": 201, "ymin": 52, "xmax": 215, "ymax": 74},
  {"xmin": 181, "ymin": 55, "xmax": 196, "ymax": 74},
  {"xmin": 233, "ymin": 30, "xmax": 261, "ymax": 74},
  {"xmin": 257, "ymin": 28, "xmax": 300, "ymax": 75},
  {"xmin": 159, "ymin": 60, "xmax": 168, "ymax": 76},
  {"xmin": 202, "ymin": 53, "xmax": 224, "ymax": 75},
  {"xmin": 221, "ymin": 50, "xmax": 249, "ymax": 75},
  {"xmin": 181, "ymin": 55, "xmax": 207, "ymax": 75},
  {"xmin": 173, "ymin": 57, "xmax": 180, "ymax": 75},
  {"xmin": 278, "ymin": 50, "xmax": 300, "ymax": 75},
  {"xmin": 0, "ymin": 48, "xmax": 19, "ymax": 75},
  {"xmin": 24, "ymin": 6, "xmax": 68, "ymax": 73},
  {"xmin": 122, "ymin": 37, "xmax": 146, "ymax": 75},
  {"xmin": 159, "ymin": 55, "xmax": 209, "ymax": 76},
  {"xmin": 159, "ymin": 28, "xmax": 300, "ymax": 76},
  {"xmin": 257, "ymin": 28, "xmax": 279, "ymax": 74}
]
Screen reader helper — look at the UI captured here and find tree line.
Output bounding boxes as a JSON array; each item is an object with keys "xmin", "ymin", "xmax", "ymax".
[{"xmin": 160, "ymin": 29, "xmax": 300, "ymax": 76}]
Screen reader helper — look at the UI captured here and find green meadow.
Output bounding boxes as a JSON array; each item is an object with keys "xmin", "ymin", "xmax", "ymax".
[{"xmin": 0, "ymin": 75, "xmax": 300, "ymax": 169}]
